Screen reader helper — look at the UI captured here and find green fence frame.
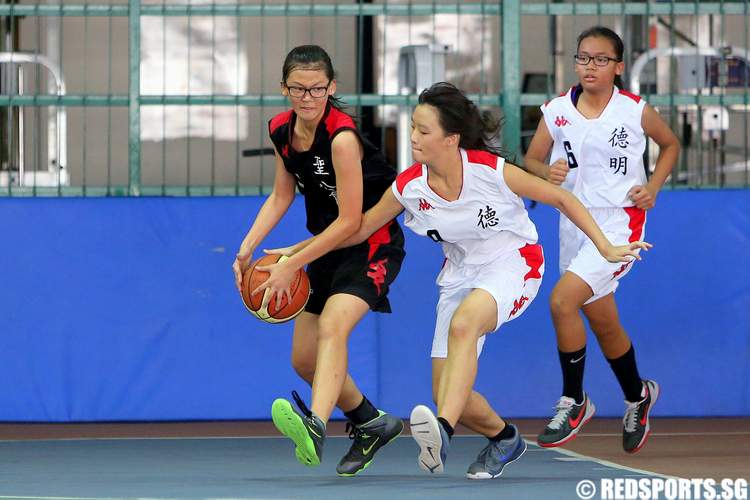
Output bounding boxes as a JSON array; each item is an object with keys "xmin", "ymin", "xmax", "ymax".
[{"xmin": 0, "ymin": 1, "xmax": 747, "ymax": 196}]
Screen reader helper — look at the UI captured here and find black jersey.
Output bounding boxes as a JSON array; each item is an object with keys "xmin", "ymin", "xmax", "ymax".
[{"xmin": 268, "ymin": 104, "xmax": 396, "ymax": 235}]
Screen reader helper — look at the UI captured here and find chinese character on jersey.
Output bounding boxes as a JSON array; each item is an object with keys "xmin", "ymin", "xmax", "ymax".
[
  {"xmin": 319, "ymin": 180, "xmax": 338, "ymax": 202},
  {"xmin": 609, "ymin": 157, "xmax": 628, "ymax": 175},
  {"xmin": 293, "ymin": 172, "xmax": 304, "ymax": 189},
  {"xmin": 477, "ymin": 205, "xmax": 499, "ymax": 228},
  {"xmin": 609, "ymin": 127, "xmax": 629, "ymax": 148},
  {"xmin": 312, "ymin": 156, "xmax": 328, "ymax": 175}
]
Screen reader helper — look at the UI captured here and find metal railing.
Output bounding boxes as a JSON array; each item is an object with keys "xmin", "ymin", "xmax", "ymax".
[
  {"xmin": 0, "ymin": 1, "xmax": 746, "ymax": 196},
  {"xmin": 0, "ymin": 51, "xmax": 68, "ymax": 187}
]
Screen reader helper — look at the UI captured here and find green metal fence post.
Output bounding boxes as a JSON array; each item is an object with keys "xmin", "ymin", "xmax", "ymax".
[
  {"xmin": 501, "ymin": 0, "xmax": 521, "ymax": 154},
  {"xmin": 128, "ymin": 0, "xmax": 141, "ymax": 196}
]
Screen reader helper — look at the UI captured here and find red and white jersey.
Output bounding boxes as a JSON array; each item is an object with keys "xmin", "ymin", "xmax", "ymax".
[
  {"xmin": 391, "ymin": 148, "xmax": 538, "ymax": 267},
  {"xmin": 541, "ymin": 85, "xmax": 647, "ymax": 208}
]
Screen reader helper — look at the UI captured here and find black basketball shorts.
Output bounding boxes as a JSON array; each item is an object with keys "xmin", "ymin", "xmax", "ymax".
[{"xmin": 305, "ymin": 220, "xmax": 405, "ymax": 315}]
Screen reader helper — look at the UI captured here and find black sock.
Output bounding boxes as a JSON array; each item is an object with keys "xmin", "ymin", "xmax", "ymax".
[
  {"xmin": 490, "ymin": 423, "xmax": 516, "ymax": 442},
  {"xmin": 559, "ymin": 347, "xmax": 586, "ymax": 404},
  {"xmin": 607, "ymin": 345, "xmax": 644, "ymax": 403},
  {"xmin": 344, "ymin": 396, "xmax": 379, "ymax": 426},
  {"xmin": 437, "ymin": 417, "xmax": 454, "ymax": 439}
]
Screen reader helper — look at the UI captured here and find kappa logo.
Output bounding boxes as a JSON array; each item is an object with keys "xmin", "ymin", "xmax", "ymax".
[
  {"xmin": 613, "ymin": 262, "xmax": 630, "ymax": 278},
  {"xmin": 508, "ymin": 295, "xmax": 529, "ymax": 318},
  {"xmin": 367, "ymin": 258, "xmax": 388, "ymax": 295},
  {"xmin": 418, "ymin": 198, "xmax": 434, "ymax": 211},
  {"xmin": 554, "ymin": 115, "xmax": 570, "ymax": 127}
]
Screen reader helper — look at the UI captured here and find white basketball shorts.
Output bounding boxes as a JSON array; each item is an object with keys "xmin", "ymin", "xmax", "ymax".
[
  {"xmin": 561, "ymin": 207, "xmax": 646, "ymax": 305},
  {"xmin": 431, "ymin": 243, "xmax": 545, "ymax": 359}
]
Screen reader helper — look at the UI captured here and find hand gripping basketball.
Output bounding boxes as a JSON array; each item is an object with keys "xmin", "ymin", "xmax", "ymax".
[{"xmin": 240, "ymin": 254, "xmax": 310, "ymax": 323}]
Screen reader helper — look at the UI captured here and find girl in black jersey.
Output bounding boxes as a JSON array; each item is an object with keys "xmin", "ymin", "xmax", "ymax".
[{"xmin": 232, "ymin": 45, "xmax": 404, "ymax": 475}]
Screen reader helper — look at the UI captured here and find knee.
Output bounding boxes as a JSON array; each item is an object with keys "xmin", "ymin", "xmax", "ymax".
[
  {"xmin": 291, "ymin": 352, "xmax": 315, "ymax": 382},
  {"xmin": 589, "ymin": 320, "xmax": 623, "ymax": 342},
  {"xmin": 316, "ymin": 318, "xmax": 347, "ymax": 343},
  {"xmin": 549, "ymin": 290, "xmax": 579, "ymax": 319},
  {"xmin": 448, "ymin": 316, "xmax": 479, "ymax": 343}
]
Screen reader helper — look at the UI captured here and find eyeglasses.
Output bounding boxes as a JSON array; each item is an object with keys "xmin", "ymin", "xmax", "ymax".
[
  {"xmin": 285, "ymin": 82, "xmax": 330, "ymax": 99},
  {"xmin": 574, "ymin": 54, "xmax": 620, "ymax": 67}
]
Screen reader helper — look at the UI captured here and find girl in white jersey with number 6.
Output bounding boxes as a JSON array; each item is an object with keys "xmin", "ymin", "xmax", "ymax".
[
  {"xmin": 325, "ymin": 82, "xmax": 650, "ymax": 479},
  {"xmin": 524, "ymin": 26, "xmax": 680, "ymax": 453}
]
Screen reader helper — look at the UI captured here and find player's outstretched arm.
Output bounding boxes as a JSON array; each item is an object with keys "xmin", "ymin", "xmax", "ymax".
[
  {"xmin": 503, "ymin": 163, "xmax": 652, "ymax": 263},
  {"xmin": 268, "ymin": 186, "xmax": 405, "ymax": 256},
  {"xmin": 262, "ymin": 238, "xmax": 314, "ymax": 258},
  {"xmin": 338, "ymin": 188, "xmax": 404, "ymax": 249}
]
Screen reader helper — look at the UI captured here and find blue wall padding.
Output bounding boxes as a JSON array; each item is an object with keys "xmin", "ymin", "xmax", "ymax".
[{"xmin": 0, "ymin": 190, "xmax": 747, "ymax": 421}]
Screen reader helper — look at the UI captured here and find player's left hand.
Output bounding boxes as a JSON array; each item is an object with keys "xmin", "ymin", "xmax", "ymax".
[
  {"xmin": 252, "ymin": 259, "xmax": 298, "ymax": 307},
  {"xmin": 603, "ymin": 241, "xmax": 653, "ymax": 263},
  {"xmin": 628, "ymin": 184, "xmax": 657, "ymax": 210},
  {"xmin": 233, "ymin": 242, "xmax": 255, "ymax": 293}
]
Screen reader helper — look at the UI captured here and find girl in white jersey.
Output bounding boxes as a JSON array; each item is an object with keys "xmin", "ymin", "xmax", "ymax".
[
  {"xmin": 319, "ymin": 82, "xmax": 649, "ymax": 479},
  {"xmin": 524, "ymin": 27, "xmax": 680, "ymax": 453}
]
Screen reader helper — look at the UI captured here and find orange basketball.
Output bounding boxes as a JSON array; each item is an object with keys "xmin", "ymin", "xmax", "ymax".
[{"xmin": 240, "ymin": 254, "xmax": 311, "ymax": 323}]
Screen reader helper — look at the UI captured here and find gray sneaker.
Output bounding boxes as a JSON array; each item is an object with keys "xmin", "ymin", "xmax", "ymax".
[
  {"xmin": 537, "ymin": 393, "xmax": 595, "ymax": 447},
  {"xmin": 336, "ymin": 411, "xmax": 404, "ymax": 476},
  {"xmin": 466, "ymin": 424, "xmax": 527, "ymax": 480},
  {"xmin": 410, "ymin": 404, "xmax": 450, "ymax": 474},
  {"xmin": 623, "ymin": 380, "xmax": 660, "ymax": 453}
]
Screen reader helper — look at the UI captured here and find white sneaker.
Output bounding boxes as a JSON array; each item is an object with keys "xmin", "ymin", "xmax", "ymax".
[{"xmin": 409, "ymin": 404, "xmax": 450, "ymax": 474}]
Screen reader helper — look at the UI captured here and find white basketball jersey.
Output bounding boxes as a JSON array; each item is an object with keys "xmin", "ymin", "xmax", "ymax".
[
  {"xmin": 391, "ymin": 148, "xmax": 538, "ymax": 267},
  {"xmin": 541, "ymin": 85, "xmax": 647, "ymax": 207}
]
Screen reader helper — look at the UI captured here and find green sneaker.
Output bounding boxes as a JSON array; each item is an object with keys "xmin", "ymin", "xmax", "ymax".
[
  {"xmin": 336, "ymin": 411, "xmax": 404, "ymax": 476},
  {"xmin": 272, "ymin": 391, "xmax": 326, "ymax": 466}
]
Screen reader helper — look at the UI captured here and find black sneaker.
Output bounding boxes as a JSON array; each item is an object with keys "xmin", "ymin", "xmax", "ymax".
[
  {"xmin": 623, "ymin": 380, "xmax": 660, "ymax": 453},
  {"xmin": 336, "ymin": 411, "xmax": 404, "ymax": 476},
  {"xmin": 537, "ymin": 393, "xmax": 596, "ymax": 447},
  {"xmin": 271, "ymin": 390, "xmax": 326, "ymax": 466}
]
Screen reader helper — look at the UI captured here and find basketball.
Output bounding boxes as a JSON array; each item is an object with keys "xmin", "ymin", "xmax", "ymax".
[{"xmin": 240, "ymin": 254, "xmax": 311, "ymax": 323}]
